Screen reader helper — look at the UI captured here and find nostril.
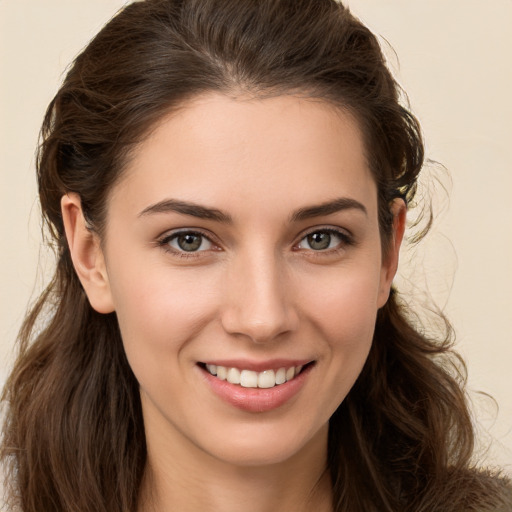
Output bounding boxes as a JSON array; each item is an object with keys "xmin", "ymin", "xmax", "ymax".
[{"xmin": 220, "ymin": 307, "xmax": 299, "ymax": 344}]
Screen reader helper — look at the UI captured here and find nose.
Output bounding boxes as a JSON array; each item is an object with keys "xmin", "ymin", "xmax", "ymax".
[{"xmin": 220, "ymin": 249, "xmax": 299, "ymax": 344}]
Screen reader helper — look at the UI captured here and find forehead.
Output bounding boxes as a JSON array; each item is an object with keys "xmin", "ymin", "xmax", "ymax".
[{"xmin": 110, "ymin": 93, "xmax": 376, "ymax": 220}]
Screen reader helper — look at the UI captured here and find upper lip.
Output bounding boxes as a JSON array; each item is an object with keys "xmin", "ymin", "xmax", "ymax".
[{"xmin": 199, "ymin": 359, "xmax": 314, "ymax": 372}]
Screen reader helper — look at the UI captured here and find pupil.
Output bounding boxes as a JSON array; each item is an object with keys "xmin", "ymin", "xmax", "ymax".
[
  {"xmin": 308, "ymin": 232, "xmax": 330, "ymax": 250},
  {"xmin": 178, "ymin": 234, "xmax": 202, "ymax": 251}
]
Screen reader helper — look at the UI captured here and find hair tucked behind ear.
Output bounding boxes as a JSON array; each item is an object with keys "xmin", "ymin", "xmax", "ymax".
[{"xmin": 2, "ymin": 1, "xmax": 511, "ymax": 511}]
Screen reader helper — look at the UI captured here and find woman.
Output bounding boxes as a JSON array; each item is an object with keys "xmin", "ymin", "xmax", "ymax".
[{"xmin": 1, "ymin": 0, "xmax": 511, "ymax": 511}]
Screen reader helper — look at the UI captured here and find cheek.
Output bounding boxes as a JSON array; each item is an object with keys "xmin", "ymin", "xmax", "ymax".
[
  {"xmin": 106, "ymin": 257, "xmax": 222, "ymax": 367},
  {"xmin": 300, "ymin": 263, "xmax": 381, "ymax": 382},
  {"xmin": 298, "ymin": 263, "xmax": 382, "ymax": 343}
]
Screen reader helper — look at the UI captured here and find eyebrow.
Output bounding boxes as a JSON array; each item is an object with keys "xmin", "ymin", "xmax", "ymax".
[
  {"xmin": 138, "ymin": 199, "xmax": 233, "ymax": 223},
  {"xmin": 138, "ymin": 196, "xmax": 367, "ymax": 223},
  {"xmin": 290, "ymin": 197, "xmax": 367, "ymax": 222}
]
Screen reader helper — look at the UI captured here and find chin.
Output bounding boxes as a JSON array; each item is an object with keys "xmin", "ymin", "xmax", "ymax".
[{"xmin": 199, "ymin": 421, "xmax": 329, "ymax": 468}]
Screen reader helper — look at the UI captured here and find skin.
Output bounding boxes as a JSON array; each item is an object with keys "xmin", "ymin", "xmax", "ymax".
[{"xmin": 62, "ymin": 93, "xmax": 405, "ymax": 512}]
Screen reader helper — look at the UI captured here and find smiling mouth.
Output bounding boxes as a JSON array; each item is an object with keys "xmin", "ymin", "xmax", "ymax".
[{"xmin": 200, "ymin": 363, "xmax": 312, "ymax": 389}]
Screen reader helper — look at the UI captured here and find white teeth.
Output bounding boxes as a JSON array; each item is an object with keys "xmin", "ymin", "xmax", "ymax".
[
  {"xmin": 216, "ymin": 366, "xmax": 227, "ymax": 380},
  {"xmin": 205, "ymin": 364, "xmax": 306, "ymax": 388},
  {"xmin": 240, "ymin": 370, "xmax": 258, "ymax": 388},
  {"xmin": 206, "ymin": 364, "xmax": 217, "ymax": 375},
  {"xmin": 258, "ymin": 370, "xmax": 275, "ymax": 389},
  {"xmin": 226, "ymin": 367, "xmax": 241, "ymax": 385},
  {"xmin": 275, "ymin": 367, "xmax": 286, "ymax": 385}
]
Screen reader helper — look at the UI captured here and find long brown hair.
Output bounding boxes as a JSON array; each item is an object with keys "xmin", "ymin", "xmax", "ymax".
[{"xmin": 2, "ymin": 1, "xmax": 511, "ymax": 511}]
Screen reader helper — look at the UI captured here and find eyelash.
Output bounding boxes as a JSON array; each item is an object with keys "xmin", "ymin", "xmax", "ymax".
[
  {"xmin": 294, "ymin": 227, "xmax": 354, "ymax": 254},
  {"xmin": 157, "ymin": 227, "xmax": 354, "ymax": 258},
  {"xmin": 157, "ymin": 229, "xmax": 217, "ymax": 259}
]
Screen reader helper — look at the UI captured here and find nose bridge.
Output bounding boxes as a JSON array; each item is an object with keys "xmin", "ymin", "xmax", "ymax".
[{"xmin": 221, "ymin": 245, "xmax": 297, "ymax": 343}]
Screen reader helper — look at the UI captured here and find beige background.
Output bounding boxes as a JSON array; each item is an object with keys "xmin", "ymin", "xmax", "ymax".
[{"xmin": 1, "ymin": 1, "xmax": 511, "ymax": 471}]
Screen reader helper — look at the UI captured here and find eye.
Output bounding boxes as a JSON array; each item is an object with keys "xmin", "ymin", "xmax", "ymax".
[
  {"xmin": 297, "ymin": 229, "xmax": 350, "ymax": 251},
  {"xmin": 162, "ymin": 231, "xmax": 213, "ymax": 253}
]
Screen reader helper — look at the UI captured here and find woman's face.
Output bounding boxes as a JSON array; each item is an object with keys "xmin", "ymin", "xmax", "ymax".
[{"xmin": 97, "ymin": 93, "xmax": 401, "ymax": 467}]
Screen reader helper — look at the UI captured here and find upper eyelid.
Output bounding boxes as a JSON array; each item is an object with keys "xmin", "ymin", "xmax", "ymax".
[
  {"xmin": 158, "ymin": 227, "xmax": 216, "ymax": 243},
  {"xmin": 296, "ymin": 225, "xmax": 353, "ymax": 240}
]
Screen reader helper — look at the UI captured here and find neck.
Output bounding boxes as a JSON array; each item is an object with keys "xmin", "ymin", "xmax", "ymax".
[{"xmin": 138, "ymin": 421, "xmax": 332, "ymax": 512}]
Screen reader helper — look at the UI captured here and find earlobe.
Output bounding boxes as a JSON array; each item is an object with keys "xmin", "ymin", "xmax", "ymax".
[
  {"xmin": 61, "ymin": 194, "xmax": 115, "ymax": 314},
  {"xmin": 378, "ymin": 199, "xmax": 407, "ymax": 307}
]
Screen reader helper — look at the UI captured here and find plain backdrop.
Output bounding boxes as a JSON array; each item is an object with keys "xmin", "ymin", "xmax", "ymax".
[{"xmin": 1, "ymin": 0, "xmax": 511, "ymax": 471}]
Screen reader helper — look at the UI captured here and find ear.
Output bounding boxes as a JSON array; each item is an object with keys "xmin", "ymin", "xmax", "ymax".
[
  {"xmin": 61, "ymin": 193, "xmax": 115, "ymax": 314},
  {"xmin": 377, "ymin": 198, "xmax": 407, "ymax": 308}
]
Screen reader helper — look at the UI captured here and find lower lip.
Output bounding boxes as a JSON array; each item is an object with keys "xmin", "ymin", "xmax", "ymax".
[{"xmin": 199, "ymin": 364, "xmax": 313, "ymax": 413}]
